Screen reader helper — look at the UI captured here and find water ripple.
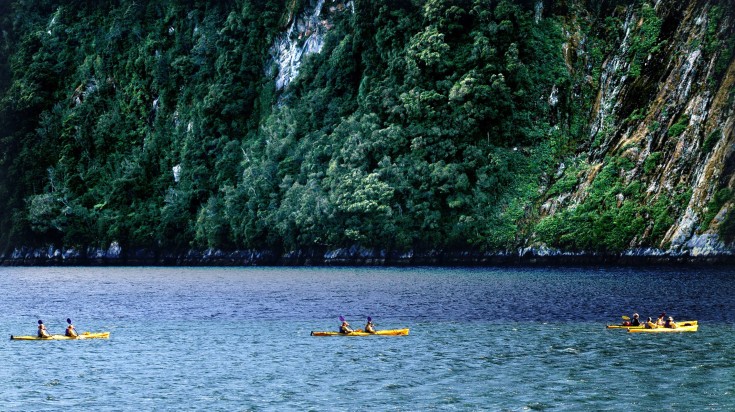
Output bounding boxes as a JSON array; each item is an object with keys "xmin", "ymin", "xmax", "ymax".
[{"xmin": 1, "ymin": 266, "xmax": 734, "ymax": 410}]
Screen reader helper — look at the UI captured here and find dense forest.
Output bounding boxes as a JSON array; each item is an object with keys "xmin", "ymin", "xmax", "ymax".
[{"xmin": 1, "ymin": 0, "xmax": 734, "ymax": 263}]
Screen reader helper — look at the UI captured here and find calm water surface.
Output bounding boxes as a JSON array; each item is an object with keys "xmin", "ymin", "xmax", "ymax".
[{"xmin": 0, "ymin": 266, "xmax": 733, "ymax": 410}]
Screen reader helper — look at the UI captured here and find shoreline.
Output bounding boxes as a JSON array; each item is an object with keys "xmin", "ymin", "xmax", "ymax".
[{"xmin": 2, "ymin": 247, "xmax": 734, "ymax": 267}]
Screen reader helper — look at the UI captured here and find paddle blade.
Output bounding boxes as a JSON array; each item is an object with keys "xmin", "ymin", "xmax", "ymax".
[
  {"xmin": 622, "ymin": 315, "xmax": 630, "ymax": 320},
  {"xmin": 367, "ymin": 316, "xmax": 372, "ymax": 322},
  {"xmin": 339, "ymin": 315, "xmax": 345, "ymax": 322}
]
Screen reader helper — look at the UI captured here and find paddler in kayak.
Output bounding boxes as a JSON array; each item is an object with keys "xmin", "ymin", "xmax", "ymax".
[
  {"xmin": 619, "ymin": 313, "xmax": 639, "ymax": 326},
  {"xmin": 65, "ymin": 318, "xmax": 78, "ymax": 338},
  {"xmin": 339, "ymin": 316, "xmax": 354, "ymax": 334},
  {"xmin": 37, "ymin": 320, "xmax": 51, "ymax": 338},
  {"xmin": 656, "ymin": 312, "xmax": 667, "ymax": 327},
  {"xmin": 664, "ymin": 316, "xmax": 677, "ymax": 328},
  {"xmin": 365, "ymin": 316, "xmax": 376, "ymax": 334},
  {"xmin": 645, "ymin": 317, "xmax": 658, "ymax": 329}
]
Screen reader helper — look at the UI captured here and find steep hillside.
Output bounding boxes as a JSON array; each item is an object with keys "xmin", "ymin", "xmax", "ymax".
[
  {"xmin": 534, "ymin": 0, "xmax": 735, "ymax": 258},
  {"xmin": 0, "ymin": 0, "xmax": 733, "ymax": 264}
]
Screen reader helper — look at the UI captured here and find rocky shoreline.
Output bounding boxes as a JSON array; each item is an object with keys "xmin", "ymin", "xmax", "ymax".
[{"xmin": 2, "ymin": 244, "xmax": 734, "ymax": 266}]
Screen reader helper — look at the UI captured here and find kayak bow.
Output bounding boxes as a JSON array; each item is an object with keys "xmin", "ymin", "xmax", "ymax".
[
  {"xmin": 310, "ymin": 328, "xmax": 409, "ymax": 337},
  {"xmin": 10, "ymin": 331, "xmax": 110, "ymax": 340}
]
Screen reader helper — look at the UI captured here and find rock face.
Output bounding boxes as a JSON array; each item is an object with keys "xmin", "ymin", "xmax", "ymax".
[
  {"xmin": 270, "ymin": 1, "xmax": 354, "ymax": 91},
  {"xmin": 534, "ymin": 0, "xmax": 735, "ymax": 258},
  {"xmin": 270, "ymin": 0, "xmax": 355, "ymax": 91}
]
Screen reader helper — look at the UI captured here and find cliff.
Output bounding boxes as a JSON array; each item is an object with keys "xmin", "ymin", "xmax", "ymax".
[
  {"xmin": 0, "ymin": 0, "xmax": 733, "ymax": 265},
  {"xmin": 533, "ymin": 0, "xmax": 735, "ymax": 258}
]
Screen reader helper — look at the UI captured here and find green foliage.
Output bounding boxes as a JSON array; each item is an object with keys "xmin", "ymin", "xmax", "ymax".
[
  {"xmin": 719, "ymin": 208, "xmax": 735, "ymax": 244},
  {"xmin": 667, "ymin": 114, "xmax": 689, "ymax": 138},
  {"xmin": 647, "ymin": 121, "xmax": 660, "ymax": 133},
  {"xmin": 643, "ymin": 151, "xmax": 662, "ymax": 174},
  {"xmin": 704, "ymin": 5, "xmax": 723, "ymax": 56},
  {"xmin": 714, "ymin": 36, "xmax": 735, "ymax": 79},
  {"xmin": 702, "ymin": 1, "xmax": 734, "ymax": 78},
  {"xmin": 547, "ymin": 160, "xmax": 586, "ymax": 197},
  {"xmin": 702, "ymin": 129, "xmax": 722, "ymax": 154},
  {"xmin": 1, "ymin": 0, "xmax": 695, "ymax": 257},
  {"xmin": 701, "ymin": 188, "xmax": 734, "ymax": 230},
  {"xmin": 627, "ymin": 3, "xmax": 663, "ymax": 78},
  {"xmin": 535, "ymin": 156, "xmax": 693, "ymax": 252},
  {"xmin": 624, "ymin": 107, "xmax": 646, "ymax": 125},
  {"xmin": 649, "ymin": 196, "xmax": 674, "ymax": 241},
  {"xmin": 651, "ymin": 186, "xmax": 692, "ymax": 241}
]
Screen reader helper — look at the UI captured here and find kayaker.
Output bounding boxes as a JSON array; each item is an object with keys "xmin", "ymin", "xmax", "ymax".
[
  {"xmin": 365, "ymin": 317, "xmax": 376, "ymax": 334},
  {"xmin": 630, "ymin": 313, "xmax": 641, "ymax": 326},
  {"xmin": 65, "ymin": 318, "xmax": 78, "ymax": 338},
  {"xmin": 37, "ymin": 320, "xmax": 51, "ymax": 338},
  {"xmin": 645, "ymin": 317, "xmax": 657, "ymax": 329},
  {"xmin": 339, "ymin": 317, "xmax": 353, "ymax": 334},
  {"xmin": 664, "ymin": 316, "xmax": 677, "ymax": 328},
  {"xmin": 656, "ymin": 313, "xmax": 666, "ymax": 327}
]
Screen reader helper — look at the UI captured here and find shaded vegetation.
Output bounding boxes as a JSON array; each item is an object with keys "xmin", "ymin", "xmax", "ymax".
[{"xmin": 0, "ymin": 0, "xmax": 733, "ymax": 257}]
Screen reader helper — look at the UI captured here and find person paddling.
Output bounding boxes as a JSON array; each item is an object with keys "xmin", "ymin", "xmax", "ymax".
[
  {"xmin": 65, "ymin": 318, "xmax": 78, "ymax": 338},
  {"xmin": 630, "ymin": 313, "xmax": 641, "ymax": 326},
  {"xmin": 339, "ymin": 316, "xmax": 353, "ymax": 334},
  {"xmin": 645, "ymin": 317, "xmax": 657, "ymax": 329},
  {"xmin": 37, "ymin": 320, "xmax": 51, "ymax": 338},
  {"xmin": 365, "ymin": 316, "xmax": 376, "ymax": 334},
  {"xmin": 664, "ymin": 316, "xmax": 677, "ymax": 329}
]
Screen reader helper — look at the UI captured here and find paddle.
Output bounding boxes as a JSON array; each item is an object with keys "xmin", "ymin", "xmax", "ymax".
[{"xmin": 615, "ymin": 315, "xmax": 632, "ymax": 327}]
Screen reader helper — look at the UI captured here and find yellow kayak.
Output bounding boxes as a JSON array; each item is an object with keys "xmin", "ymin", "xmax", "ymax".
[
  {"xmin": 10, "ymin": 331, "xmax": 110, "ymax": 340},
  {"xmin": 311, "ymin": 328, "xmax": 409, "ymax": 337},
  {"xmin": 607, "ymin": 320, "xmax": 697, "ymax": 329},
  {"xmin": 628, "ymin": 324, "xmax": 698, "ymax": 333}
]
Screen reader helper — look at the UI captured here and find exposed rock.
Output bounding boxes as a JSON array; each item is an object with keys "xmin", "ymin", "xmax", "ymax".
[
  {"xmin": 548, "ymin": 84, "xmax": 559, "ymax": 107},
  {"xmin": 534, "ymin": 1, "xmax": 543, "ymax": 24},
  {"xmin": 172, "ymin": 164, "xmax": 182, "ymax": 183},
  {"xmin": 686, "ymin": 233, "xmax": 731, "ymax": 256},
  {"xmin": 542, "ymin": 1, "xmax": 735, "ymax": 256},
  {"xmin": 2, "ymin": 244, "xmax": 734, "ymax": 266},
  {"xmin": 270, "ymin": 0, "xmax": 328, "ymax": 91}
]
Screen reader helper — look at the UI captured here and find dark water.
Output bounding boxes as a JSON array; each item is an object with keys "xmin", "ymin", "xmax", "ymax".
[{"xmin": 1, "ymin": 266, "xmax": 733, "ymax": 410}]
